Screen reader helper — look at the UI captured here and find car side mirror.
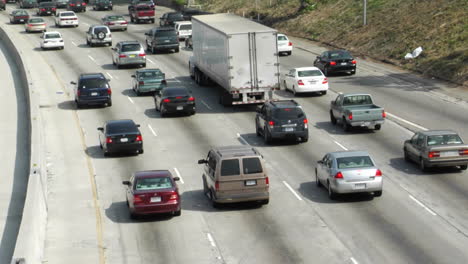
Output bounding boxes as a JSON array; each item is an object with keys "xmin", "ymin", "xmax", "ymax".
[
  {"xmin": 198, "ymin": 159, "xmax": 207, "ymax": 164},
  {"xmin": 316, "ymin": 56, "xmax": 320, "ymax": 59},
  {"xmin": 122, "ymin": 180, "xmax": 131, "ymax": 186},
  {"xmin": 330, "ymin": 100, "xmax": 335, "ymax": 105},
  {"xmin": 131, "ymin": 74, "xmax": 136, "ymax": 78},
  {"xmin": 317, "ymin": 160, "xmax": 323, "ymax": 164},
  {"xmin": 135, "ymin": 124, "xmax": 140, "ymax": 127},
  {"xmin": 161, "ymin": 80, "xmax": 167, "ymax": 85},
  {"xmin": 70, "ymin": 81, "xmax": 77, "ymax": 85},
  {"xmin": 111, "ymin": 48, "xmax": 116, "ymax": 51},
  {"xmin": 173, "ymin": 177, "xmax": 180, "ymax": 181},
  {"xmin": 106, "ymin": 79, "xmax": 111, "ymax": 82},
  {"xmin": 144, "ymin": 32, "xmax": 149, "ymax": 36},
  {"xmin": 97, "ymin": 127, "xmax": 104, "ymax": 131}
]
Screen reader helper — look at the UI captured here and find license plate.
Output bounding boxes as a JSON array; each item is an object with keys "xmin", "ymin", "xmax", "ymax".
[
  {"xmin": 362, "ymin": 122, "xmax": 370, "ymax": 126},
  {"xmin": 120, "ymin": 138, "xmax": 128, "ymax": 142},
  {"xmin": 47, "ymin": 11, "xmax": 51, "ymax": 13},
  {"xmin": 91, "ymin": 92, "xmax": 98, "ymax": 96},
  {"xmin": 354, "ymin": 183, "xmax": 366, "ymax": 190},
  {"xmin": 440, "ymin": 151, "xmax": 459, "ymax": 157},
  {"xmin": 77, "ymin": 4, "xmax": 81, "ymax": 6},
  {"xmin": 341, "ymin": 62, "xmax": 347, "ymax": 65},
  {"xmin": 245, "ymin": 180, "xmax": 257, "ymax": 186},
  {"xmin": 20, "ymin": 19, "xmax": 24, "ymax": 22},
  {"xmin": 129, "ymin": 54, "xmax": 136, "ymax": 58},
  {"xmin": 176, "ymin": 106, "xmax": 183, "ymax": 110},
  {"xmin": 150, "ymin": 196, "xmax": 161, "ymax": 203},
  {"xmin": 284, "ymin": 127, "xmax": 294, "ymax": 132},
  {"xmin": 309, "ymin": 81, "xmax": 317, "ymax": 84},
  {"xmin": 164, "ymin": 40, "xmax": 170, "ymax": 42}
]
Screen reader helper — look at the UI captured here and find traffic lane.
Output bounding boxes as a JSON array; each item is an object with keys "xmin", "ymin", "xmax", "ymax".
[{"xmin": 279, "ymin": 47, "xmax": 468, "ymax": 139}]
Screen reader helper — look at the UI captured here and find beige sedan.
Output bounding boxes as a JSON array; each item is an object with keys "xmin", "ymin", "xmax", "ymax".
[{"xmin": 25, "ymin": 17, "xmax": 46, "ymax": 33}]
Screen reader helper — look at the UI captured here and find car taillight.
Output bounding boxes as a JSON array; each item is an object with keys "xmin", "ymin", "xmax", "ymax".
[
  {"xmin": 122, "ymin": 21, "xmax": 128, "ymax": 24},
  {"xmin": 382, "ymin": 110, "xmax": 386, "ymax": 118},
  {"xmin": 139, "ymin": 53, "xmax": 146, "ymax": 57},
  {"xmin": 73, "ymin": 17, "xmax": 77, "ymax": 20},
  {"xmin": 82, "ymin": 2, "xmax": 86, "ymax": 5},
  {"xmin": 52, "ymin": 8, "xmax": 56, "ymax": 10},
  {"xmin": 77, "ymin": 90, "xmax": 81, "ymax": 96},
  {"xmin": 288, "ymin": 41, "xmax": 292, "ymax": 46},
  {"xmin": 133, "ymin": 195, "xmax": 144, "ymax": 204},
  {"xmin": 330, "ymin": 61, "xmax": 337, "ymax": 66},
  {"xmin": 41, "ymin": 8, "xmax": 45, "ymax": 11},
  {"xmin": 188, "ymin": 97, "xmax": 195, "ymax": 101},
  {"xmin": 163, "ymin": 98, "xmax": 170, "ymax": 103},
  {"xmin": 107, "ymin": 88, "xmax": 111, "ymax": 95},
  {"xmin": 70, "ymin": 3, "xmax": 75, "ymax": 6},
  {"xmin": 303, "ymin": 118, "xmax": 308, "ymax": 129},
  {"xmin": 375, "ymin": 169, "xmax": 382, "ymax": 177},
  {"xmin": 139, "ymin": 81, "xmax": 144, "ymax": 85},
  {"xmin": 215, "ymin": 181, "xmax": 219, "ymax": 191},
  {"xmin": 348, "ymin": 113, "xmax": 353, "ymax": 120},
  {"xmin": 43, "ymin": 41, "xmax": 48, "ymax": 43},
  {"xmin": 265, "ymin": 177, "xmax": 269, "ymax": 185},
  {"xmin": 459, "ymin": 149, "xmax": 468, "ymax": 156},
  {"xmin": 268, "ymin": 121, "xmax": 274, "ymax": 128},
  {"xmin": 119, "ymin": 54, "xmax": 126, "ymax": 58},
  {"xmin": 108, "ymin": 22, "xmax": 114, "ymax": 25},
  {"xmin": 351, "ymin": 60, "xmax": 357, "ymax": 64},
  {"xmin": 176, "ymin": 96, "xmax": 183, "ymax": 99},
  {"xmin": 297, "ymin": 80, "xmax": 304, "ymax": 86},
  {"xmin": 322, "ymin": 77, "xmax": 328, "ymax": 84},
  {"xmin": 136, "ymin": 134, "xmax": 142, "ymax": 142},
  {"xmin": 106, "ymin": 137, "xmax": 112, "ymax": 143},
  {"xmin": 335, "ymin": 172, "xmax": 343, "ymax": 179},
  {"xmin": 428, "ymin": 151, "xmax": 440, "ymax": 158},
  {"xmin": 169, "ymin": 192, "xmax": 178, "ymax": 200}
]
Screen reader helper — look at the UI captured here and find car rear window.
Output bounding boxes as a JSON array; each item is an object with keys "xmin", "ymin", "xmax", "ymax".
[
  {"xmin": 342, "ymin": 95, "xmax": 373, "ymax": 106},
  {"xmin": 135, "ymin": 177, "xmax": 173, "ymax": 190},
  {"xmin": 273, "ymin": 108, "xmax": 305, "ymax": 119},
  {"xmin": 45, "ymin": 33, "xmax": 61, "ymax": 39},
  {"xmin": 61, "ymin": 12, "xmax": 75, "ymax": 16},
  {"xmin": 121, "ymin": 44, "xmax": 141, "ymax": 52},
  {"xmin": 162, "ymin": 88, "xmax": 188, "ymax": 97},
  {"xmin": 277, "ymin": 35, "xmax": 288, "ymax": 41},
  {"xmin": 221, "ymin": 159, "xmax": 240, "ymax": 176},
  {"xmin": 298, "ymin": 70, "xmax": 322, "ymax": 77},
  {"xmin": 337, "ymin": 156, "xmax": 374, "ymax": 169},
  {"xmin": 328, "ymin": 51, "xmax": 352, "ymax": 59},
  {"xmin": 155, "ymin": 30, "xmax": 177, "ymax": 37},
  {"xmin": 243, "ymin": 158, "xmax": 263, "ymax": 174},
  {"xmin": 107, "ymin": 15, "xmax": 124, "ymax": 20},
  {"xmin": 139, "ymin": 71, "xmax": 164, "ymax": 79},
  {"xmin": 93, "ymin": 27, "xmax": 109, "ymax": 33},
  {"xmin": 106, "ymin": 121, "xmax": 138, "ymax": 134},
  {"xmin": 427, "ymin": 134, "xmax": 463, "ymax": 146},
  {"xmin": 29, "ymin": 18, "xmax": 44, "ymax": 23},
  {"xmin": 179, "ymin": 24, "xmax": 191, "ymax": 30},
  {"xmin": 40, "ymin": 2, "xmax": 55, "ymax": 6},
  {"xmin": 79, "ymin": 78, "xmax": 108, "ymax": 89},
  {"xmin": 168, "ymin": 13, "xmax": 183, "ymax": 19},
  {"xmin": 136, "ymin": 5, "xmax": 151, "ymax": 10}
]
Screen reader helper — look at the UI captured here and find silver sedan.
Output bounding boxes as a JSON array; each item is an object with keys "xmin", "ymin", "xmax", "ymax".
[
  {"xmin": 102, "ymin": 15, "xmax": 128, "ymax": 31},
  {"xmin": 315, "ymin": 150, "xmax": 383, "ymax": 200}
]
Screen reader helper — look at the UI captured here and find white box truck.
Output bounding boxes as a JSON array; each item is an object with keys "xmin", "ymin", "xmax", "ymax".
[{"xmin": 189, "ymin": 13, "xmax": 280, "ymax": 106}]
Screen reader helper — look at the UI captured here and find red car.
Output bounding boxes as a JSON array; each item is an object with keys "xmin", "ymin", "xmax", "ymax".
[{"xmin": 123, "ymin": 170, "xmax": 181, "ymax": 218}]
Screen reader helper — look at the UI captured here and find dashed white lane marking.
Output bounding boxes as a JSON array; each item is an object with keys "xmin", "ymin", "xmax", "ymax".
[
  {"xmin": 236, "ymin": 133, "xmax": 249, "ymax": 145},
  {"xmin": 127, "ymin": 97, "xmax": 134, "ymax": 104},
  {"xmin": 201, "ymin": 100, "xmax": 212, "ymax": 110},
  {"xmin": 106, "ymin": 72, "xmax": 113, "ymax": 79},
  {"xmin": 83, "ymin": 22, "xmax": 89, "ymax": 26},
  {"xmin": 334, "ymin": 141, "xmax": 348, "ymax": 151},
  {"xmin": 409, "ymin": 195, "xmax": 437, "ymax": 216},
  {"xmin": 88, "ymin": 55, "xmax": 97, "ymax": 64},
  {"xmin": 207, "ymin": 233, "xmax": 217, "ymax": 248},
  {"xmin": 350, "ymin": 257, "xmax": 359, "ymax": 264},
  {"xmin": 387, "ymin": 112, "xmax": 428, "ymax": 131},
  {"xmin": 147, "ymin": 58, "xmax": 155, "ymax": 64},
  {"xmin": 71, "ymin": 41, "xmax": 77, "ymax": 46},
  {"xmin": 282, "ymin": 181, "xmax": 303, "ymax": 201},
  {"xmin": 147, "ymin": 124, "xmax": 157, "ymax": 137},
  {"xmin": 174, "ymin": 167, "xmax": 184, "ymax": 184}
]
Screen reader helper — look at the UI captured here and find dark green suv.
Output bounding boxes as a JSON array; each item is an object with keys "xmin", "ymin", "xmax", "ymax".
[{"xmin": 145, "ymin": 27, "xmax": 179, "ymax": 54}]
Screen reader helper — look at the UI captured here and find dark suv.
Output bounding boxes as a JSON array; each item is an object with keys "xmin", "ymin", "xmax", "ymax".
[
  {"xmin": 145, "ymin": 27, "xmax": 179, "ymax": 53},
  {"xmin": 159, "ymin": 12, "xmax": 184, "ymax": 27},
  {"xmin": 71, "ymin": 73, "xmax": 112, "ymax": 108},
  {"xmin": 313, "ymin": 49, "xmax": 356, "ymax": 76},
  {"xmin": 93, "ymin": 0, "xmax": 112, "ymax": 11},
  {"xmin": 67, "ymin": 0, "xmax": 86, "ymax": 12},
  {"xmin": 255, "ymin": 100, "xmax": 309, "ymax": 143}
]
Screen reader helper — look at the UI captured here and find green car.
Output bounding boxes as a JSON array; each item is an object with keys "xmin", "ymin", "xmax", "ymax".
[{"xmin": 132, "ymin": 69, "xmax": 167, "ymax": 95}]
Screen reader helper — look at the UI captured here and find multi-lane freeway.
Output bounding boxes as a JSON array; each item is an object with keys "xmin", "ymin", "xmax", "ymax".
[{"xmin": 1, "ymin": 3, "xmax": 468, "ymax": 264}]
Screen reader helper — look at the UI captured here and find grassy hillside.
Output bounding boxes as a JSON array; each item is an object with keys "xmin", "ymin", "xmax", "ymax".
[{"xmin": 193, "ymin": 0, "xmax": 467, "ymax": 86}]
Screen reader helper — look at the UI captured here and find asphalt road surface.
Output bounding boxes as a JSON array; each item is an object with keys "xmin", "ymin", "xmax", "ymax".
[{"xmin": 1, "ymin": 3, "xmax": 468, "ymax": 264}]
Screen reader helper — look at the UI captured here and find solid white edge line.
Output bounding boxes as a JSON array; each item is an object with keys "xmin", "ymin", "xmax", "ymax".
[
  {"xmin": 127, "ymin": 97, "xmax": 134, "ymax": 104},
  {"xmin": 174, "ymin": 167, "xmax": 184, "ymax": 184},
  {"xmin": 282, "ymin": 181, "xmax": 303, "ymax": 201},
  {"xmin": 409, "ymin": 195, "xmax": 437, "ymax": 216},
  {"xmin": 106, "ymin": 72, "xmax": 113, "ymax": 79},
  {"xmin": 350, "ymin": 257, "xmax": 359, "ymax": 264},
  {"xmin": 387, "ymin": 112, "xmax": 428, "ymax": 131},
  {"xmin": 147, "ymin": 124, "xmax": 157, "ymax": 137},
  {"xmin": 334, "ymin": 141, "xmax": 348, "ymax": 151},
  {"xmin": 147, "ymin": 58, "xmax": 155, "ymax": 64},
  {"xmin": 207, "ymin": 233, "xmax": 217, "ymax": 247},
  {"xmin": 201, "ymin": 100, "xmax": 212, "ymax": 110},
  {"xmin": 236, "ymin": 133, "xmax": 249, "ymax": 145}
]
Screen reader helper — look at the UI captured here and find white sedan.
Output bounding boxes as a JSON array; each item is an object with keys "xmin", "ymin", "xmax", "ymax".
[
  {"xmin": 41, "ymin": 31, "xmax": 64, "ymax": 50},
  {"xmin": 282, "ymin": 67, "xmax": 328, "ymax": 95},
  {"xmin": 55, "ymin": 11, "xmax": 79, "ymax": 28},
  {"xmin": 277, "ymin": 33, "xmax": 292, "ymax": 56}
]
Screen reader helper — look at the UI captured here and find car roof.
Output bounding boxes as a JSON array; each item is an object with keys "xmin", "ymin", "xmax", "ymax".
[
  {"xmin": 134, "ymin": 170, "xmax": 172, "ymax": 178},
  {"xmin": 277, "ymin": 33, "xmax": 287, "ymax": 37},
  {"xmin": 293, "ymin": 67, "xmax": 321, "ymax": 72},
  {"xmin": 329, "ymin": 151, "xmax": 371, "ymax": 159},
  {"xmin": 213, "ymin": 145, "xmax": 262, "ymax": 159},
  {"xmin": 419, "ymin": 130, "xmax": 458, "ymax": 136}
]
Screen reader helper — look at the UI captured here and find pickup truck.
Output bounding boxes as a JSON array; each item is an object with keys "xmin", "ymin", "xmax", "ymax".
[
  {"xmin": 129, "ymin": 4, "xmax": 154, "ymax": 24},
  {"xmin": 330, "ymin": 93, "xmax": 386, "ymax": 131}
]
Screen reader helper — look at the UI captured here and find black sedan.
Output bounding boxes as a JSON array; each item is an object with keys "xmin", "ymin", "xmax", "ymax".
[
  {"xmin": 98, "ymin": 119, "xmax": 144, "ymax": 156},
  {"xmin": 37, "ymin": 2, "xmax": 57, "ymax": 16},
  {"xmin": 9, "ymin": 10, "xmax": 30, "ymax": 24},
  {"xmin": 154, "ymin": 87, "xmax": 195, "ymax": 117},
  {"xmin": 313, "ymin": 49, "xmax": 356, "ymax": 76}
]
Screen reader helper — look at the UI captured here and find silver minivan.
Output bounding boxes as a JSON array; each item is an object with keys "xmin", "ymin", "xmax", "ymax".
[{"xmin": 112, "ymin": 41, "xmax": 146, "ymax": 69}]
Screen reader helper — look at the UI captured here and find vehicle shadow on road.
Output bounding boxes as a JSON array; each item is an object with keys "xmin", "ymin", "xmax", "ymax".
[
  {"xmin": 105, "ymin": 201, "xmax": 174, "ymax": 223},
  {"xmin": 101, "ymin": 63, "xmax": 116, "ymax": 70},
  {"xmin": 85, "ymin": 145, "xmax": 139, "ymax": 159},
  {"xmin": 274, "ymin": 90, "xmax": 325, "ymax": 98},
  {"xmin": 57, "ymin": 100, "xmax": 76, "ymax": 110},
  {"xmin": 180, "ymin": 190, "xmax": 264, "ymax": 212},
  {"xmin": 238, "ymin": 132, "xmax": 305, "ymax": 148},
  {"xmin": 121, "ymin": 88, "xmax": 138, "ymax": 97},
  {"xmin": 389, "ymin": 157, "xmax": 462, "ymax": 176},
  {"xmin": 299, "ymin": 182, "xmax": 375, "ymax": 203},
  {"xmin": 315, "ymin": 121, "xmax": 378, "ymax": 136}
]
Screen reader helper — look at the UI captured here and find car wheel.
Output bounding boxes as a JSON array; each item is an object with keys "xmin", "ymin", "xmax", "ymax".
[
  {"xmin": 287, "ymin": 51, "xmax": 292, "ymax": 56},
  {"xmin": 142, "ymin": 63, "xmax": 146, "ymax": 68},
  {"xmin": 203, "ymin": 177, "xmax": 209, "ymax": 195},
  {"xmin": 375, "ymin": 124, "xmax": 381, "ymax": 130},
  {"xmin": 324, "ymin": 67, "xmax": 329, "ymax": 77},
  {"xmin": 130, "ymin": 16, "xmax": 134, "ymax": 23},
  {"xmin": 210, "ymin": 190, "xmax": 220, "ymax": 209},
  {"xmin": 420, "ymin": 158, "xmax": 428, "ymax": 172},
  {"xmin": 264, "ymin": 127, "xmax": 272, "ymax": 144},
  {"xmin": 151, "ymin": 19, "xmax": 154, "ymax": 23},
  {"xmin": 374, "ymin": 190, "xmax": 383, "ymax": 197},
  {"xmin": 328, "ymin": 182, "xmax": 337, "ymax": 200},
  {"xmin": 460, "ymin": 165, "xmax": 467, "ymax": 170},
  {"xmin": 302, "ymin": 136, "xmax": 308, "ymax": 143},
  {"xmin": 351, "ymin": 69, "xmax": 356, "ymax": 75},
  {"xmin": 151, "ymin": 45, "xmax": 156, "ymax": 54},
  {"xmin": 255, "ymin": 121, "xmax": 261, "ymax": 136},
  {"xmin": 315, "ymin": 170, "xmax": 322, "ymax": 187},
  {"xmin": 342, "ymin": 118, "xmax": 350, "ymax": 131},
  {"xmin": 404, "ymin": 149, "xmax": 410, "ymax": 162},
  {"xmin": 321, "ymin": 90, "xmax": 327, "ymax": 95},
  {"xmin": 76, "ymin": 101, "xmax": 82, "ymax": 109},
  {"xmin": 135, "ymin": 87, "xmax": 141, "ymax": 96},
  {"xmin": 261, "ymin": 199, "xmax": 269, "ymax": 205},
  {"xmin": 185, "ymin": 40, "xmax": 188, "ymax": 48},
  {"xmin": 173, "ymin": 209, "xmax": 181, "ymax": 216},
  {"xmin": 103, "ymin": 150, "xmax": 110, "ymax": 157},
  {"xmin": 330, "ymin": 111, "xmax": 337, "ymax": 125},
  {"xmin": 129, "ymin": 211, "xmax": 138, "ymax": 219},
  {"xmin": 175, "ymin": 47, "xmax": 179, "ymax": 53},
  {"xmin": 292, "ymin": 86, "xmax": 297, "ymax": 96},
  {"xmin": 160, "ymin": 105, "xmax": 166, "ymax": 117}
]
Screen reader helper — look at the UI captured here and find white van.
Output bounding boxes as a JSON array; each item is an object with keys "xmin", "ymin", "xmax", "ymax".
[{"xmin": 174, "ymin": 21, "xmax": 192, "ymax": 40}]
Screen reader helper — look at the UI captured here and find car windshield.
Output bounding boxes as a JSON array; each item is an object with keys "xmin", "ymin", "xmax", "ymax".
[
  {"xmin": 79, "ymin": 78, "xmax": 108, "ymax": 89},
  {"xmin": 221, "ymin": 159, "xmax": 240, "ymax": 176},
  {"xmin": 45, "ymin": 33, "xmax": 61, "ymax": 39},
  {"xmin": 163, "ymin": 88, "xmax": 188, "ymax": 97},
  {"xmin": 277, "ymin": 35, "xmax": 288, "ymax": 41},
  {"xmin": 135, "ymin": 177, "xmax": 173, "ymax": 190},
  {"xmin": 179, "ymin": 24, "xmax": 191, "ymax": 30},
  {"xmin": 121, "ymin": 44, "xmax": 141, "ymax": 52},
  {"xmin": 342, "ymin": 95, "xmax": 373, "ymax": 106},
  {"xmin": 273, "ymin": 108, "xmax": 304, "ymax": 119},
  {"xmin": 156, "ymin": 30, "xmax": 176, "ymax": 37},
  {"xmin": 337, "ymin": 156, "xmax": 374, "ymax": 169},
  {"xmin": 243, "ymin": 158, "xmax": 263, "ymax": 174},
  {"xmin": 427, "ymin": 134, "xmax": 463, "ymax": 146},
  {"xmin": 297, "ymin": 70, "xmax": 322, "ymax": 77},
  {"xmin": 139, "ymin": 71, "xmax": 164, "ymax": 79},
  {"xmin": 61, "ymin": 12, "xmax": 75, "ymax": 16},
  {"xmin": 168, "ymin": 13, "xmax": 183, "ymax": 20},
  {"xmin": 107, "ymin": 15, "xmax": 124, "ymax": 21},
  {"xmin": 106, "ymin": 121, "xmax": 138, "ymax": 134},
  {"xmin": 29, "ymin": 18, "xmax": 44, "ymax": 23},
  {"xmin": 328, "ymin": 50, "xmax": 352, "ymax": 59},
  {"xmin": 14, "ymin": 10, "xmax": 28, "ymax": 15}
]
